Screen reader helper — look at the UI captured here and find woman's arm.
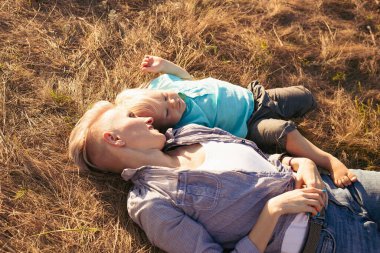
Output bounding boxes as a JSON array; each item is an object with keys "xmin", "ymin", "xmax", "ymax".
[
  {"xmin": 282, "ymin": 157, "xmax": 325, "ymax": 189},
  {"xmin": 248, "ymin": 187, "xmax": 325, "ymax": 253},
  {"xmin": 130, "ymin": 187, "xmax": 324, "ymax": 253},
  {"xmin": 141, "ymin": 55, "xmax": 193, "ymax": 79},
  {"xmin": 130, "ymin": 197, "xmax": 260, "ymax": 253},
  {"xmin": 282, "ymin": 156, "xmax": 328, "ymax": 205}
]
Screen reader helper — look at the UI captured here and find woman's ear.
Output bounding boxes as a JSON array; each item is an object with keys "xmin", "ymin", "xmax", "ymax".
[{"xmin": 103, "ymin": 132, "xmax": 126, "ymax": 147}]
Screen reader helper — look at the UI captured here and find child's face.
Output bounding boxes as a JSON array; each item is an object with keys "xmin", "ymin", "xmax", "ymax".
[{"xmin": 138, "ymin": 90, "xmax": 186, "ymax": 132}]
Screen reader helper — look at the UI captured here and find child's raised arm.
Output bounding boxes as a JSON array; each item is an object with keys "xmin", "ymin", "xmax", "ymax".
[{"xmin": 140, "ymin": 55, "xmax": 193, "ymax": 80}]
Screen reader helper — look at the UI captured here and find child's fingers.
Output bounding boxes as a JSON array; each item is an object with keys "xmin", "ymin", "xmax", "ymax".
[
  {"xmin": 342, "ymin": 176, "xmax": 352, "ymax": 186},
  {"xmin": 141, "ymin": 55, "xmax": 152, "ymax": 63},
  {"xmin": 141, "ymin": 58, "xmax": 150, "ymax": 64},
  {"xmin": 141, "ymin": 66, "xmax": 151, "ymax": 72},
  {"xmin": 335, "ymin": 175, "xmax": 355, "ymax": 188},
  {"xmin": 347, "ymin": 171, "xmax": 357, "ymax": 182},
  {"xmin": 334, "ymin": 178, "xmax": 343, "ymax": 188}
]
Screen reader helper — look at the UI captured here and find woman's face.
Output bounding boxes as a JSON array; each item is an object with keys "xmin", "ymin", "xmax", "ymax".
[{"xmin": 103, "ymin": 107, "xmax": 167, "ymax": 151}]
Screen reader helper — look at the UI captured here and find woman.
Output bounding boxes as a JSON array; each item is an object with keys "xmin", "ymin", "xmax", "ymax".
[{"xmin": 69, "ymin": 101, "xmax": 380, "ymax": 253}]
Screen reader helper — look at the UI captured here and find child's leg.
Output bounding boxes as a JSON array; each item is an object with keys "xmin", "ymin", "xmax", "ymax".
[
  {"xmin": 285, "ymin": 129, "xmax": 357, "ymax": 187},
  {"xmin": 246, "ymin": 82, "xmax": 355, "ymax": 187},
  {"xmin": 247, "ymin": 118, "xmax": 357, "ymax": 188},
  {"xmin": 246, "ymin": 82, "xmax": 316, "ymax": 122},
  {"xmin": 265, "ymin": 85, "xmax": 317, "ymax": 119}
]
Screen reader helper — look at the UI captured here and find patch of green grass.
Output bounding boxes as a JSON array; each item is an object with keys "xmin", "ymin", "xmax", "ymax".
[
  {"xmin": 354, "ymin": 97, "xmax": 379, "ymax": 133},
  {"xmin": 332, "ymin": 71, "xmax": 346, "ymax": 82},
  {"xmin": 298, "ymin": 56, "xmax": 310, "ymax": 66},
  {"xmin": 50, "ymin": 90, "xmax": 73, "ymax": 106},
  {"xmin": 260, "ymin": 40, "xmax": 268, "ymax": 50},
  {"xmin": 205, "ymin": 45, "xmax": 218, "ymax": 55},
  {"xmin": 13, "ymin": 187, "xmax": 28, "ymax": 200}
]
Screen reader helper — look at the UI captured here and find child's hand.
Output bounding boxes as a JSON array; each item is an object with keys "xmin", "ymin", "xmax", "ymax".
[
  {"xmin": 141, "ymin": 55, "xmax": 166, "ymax": 73},
  {"xmin": 329, "ymin": 160, "xmax": 357, "ymax": 188},
  {"xmin": 141, "ymin": 55, "xmax": 192, "ymax": 79}
]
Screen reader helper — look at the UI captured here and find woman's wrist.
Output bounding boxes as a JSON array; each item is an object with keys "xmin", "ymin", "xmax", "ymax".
[
  {"xmin": 288, "ymin": 157, "xmax": 294, "ymax": 168},
  {"xmin": 282, "ymin": 156, "xmax": 295, "ymax": 170},
  {"xmin": 266, "ymin": 198, "xmax": 284, "ymax": 217}
]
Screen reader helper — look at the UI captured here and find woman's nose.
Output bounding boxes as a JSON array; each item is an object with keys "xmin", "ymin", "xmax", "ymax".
[{"xmin": 144, "ymin": 117, "xmax": 154, "ymax": 125}]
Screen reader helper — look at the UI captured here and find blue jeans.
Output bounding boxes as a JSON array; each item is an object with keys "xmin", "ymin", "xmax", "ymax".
[{"xmin": 317, "ymin": 169, "xmax": 380, "ymax": 253}]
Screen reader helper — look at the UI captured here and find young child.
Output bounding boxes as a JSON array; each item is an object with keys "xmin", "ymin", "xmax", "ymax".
[{"xmin": 115, "ymin": 55, "xmax": 357, "ymax": 188}]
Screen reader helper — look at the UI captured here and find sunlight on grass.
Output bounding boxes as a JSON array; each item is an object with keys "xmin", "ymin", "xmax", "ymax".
[{"xmin": 33, "ymin": 226, "xmax": 101, "ymax": 236}]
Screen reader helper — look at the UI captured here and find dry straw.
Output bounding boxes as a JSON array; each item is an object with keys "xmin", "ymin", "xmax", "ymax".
[{"xmin": 1, "ymin": 0, "xmax": 379, "ymax": 252}]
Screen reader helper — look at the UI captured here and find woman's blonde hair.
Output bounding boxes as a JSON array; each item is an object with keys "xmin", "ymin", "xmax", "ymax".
[
  {"xmin": 68, "ymin": 101, "xmax": 114, "ymax": 171},
  {"xmin": 115, "ymin": 88, "xmax": 161, "ymax": 117}
]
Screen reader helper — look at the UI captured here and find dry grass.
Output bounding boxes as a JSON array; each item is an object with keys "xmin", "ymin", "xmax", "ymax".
[{"xmin": 1, "ymin": 0, "xmax": 379, "ymax": 252}]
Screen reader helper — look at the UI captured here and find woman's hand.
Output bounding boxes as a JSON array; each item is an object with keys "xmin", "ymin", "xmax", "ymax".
[
  {"xmin": 248, "ymin": 187, "xmax": 322, "ymax": 253},
  {"xmin": 248, "ymin": 187, "xmax": 325, "ymax": 252},
  {"xmin": 285, "ymin": 157, "xmax": 328, "ymax": 206},
  {"xmin": 267, "ymin": 188, "xmax": 325, "ymax": 216},
  {"xmin": 141, "ymin": 55, "xmax": 165, "ymax": 73},
  {"xmin": 294, "ymin": 158, "xmax": 324, "ymax": 190}
]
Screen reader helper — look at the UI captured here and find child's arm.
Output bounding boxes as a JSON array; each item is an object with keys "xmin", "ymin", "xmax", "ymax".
[{"xmin": 141, "ymin": 55, "xmax": 193, "ymax": 80}]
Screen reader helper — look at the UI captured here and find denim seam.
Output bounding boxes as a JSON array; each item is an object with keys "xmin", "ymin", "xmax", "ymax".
[
  {"xmin": 328, "ymin": 198, "xmax": 369, "ymax": 219},
  {"xmin": 321, "ymin": 228, "xmax": 336, "ymax": 253},
  {"xmin": 176, "ymin": 172, "xmax": 221, "ymax": 210}
]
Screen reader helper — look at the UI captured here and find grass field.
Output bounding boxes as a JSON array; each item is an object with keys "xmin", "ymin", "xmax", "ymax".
[{"xmin": 1, "ymin": 0, "xmax": 379, "ymax": 252}]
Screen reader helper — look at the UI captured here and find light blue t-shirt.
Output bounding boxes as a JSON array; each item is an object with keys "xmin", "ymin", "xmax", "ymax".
[{"xmin": 149, "ymin": 74, "xmax": 255, "ymax": 138}]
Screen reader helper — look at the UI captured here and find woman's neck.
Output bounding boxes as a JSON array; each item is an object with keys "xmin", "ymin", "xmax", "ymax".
[
  {"xmin": 117, "ymin": 144, "xmax": 204, "ymax": 171},
  {"xmin": 165, "ymin": 144, "xmax": 204, "ymax": 170}
]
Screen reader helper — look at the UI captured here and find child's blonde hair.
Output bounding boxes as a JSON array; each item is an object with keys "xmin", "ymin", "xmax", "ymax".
[{"xmin": 115, "ymin": 88, "xmax": 161, "ymax": 117}]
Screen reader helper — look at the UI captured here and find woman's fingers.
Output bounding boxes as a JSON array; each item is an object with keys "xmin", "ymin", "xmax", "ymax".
[
  {"xmin": 310, "ymin": 185, "xmax": 328, "ymax": 207},
  {"xmin": 301, "ymin": 188, "xmax": 326, "ymax": 209},
  {"xmin": 271, "ymin": 187, "xmax": 327, "ymax": 216},
  {"xmin": 303, "ymin": 192, "xmax": 324, "ymax": 208},
  {"xmin": 301, "ymin": 187, "xmax": 323, "ymax": 194},
  {"xmin": 306, "ymin": 207, "xmax": 318, "ymax": 216},
  {"xmin": 298, "ymin": 190, "xmax": 324, "ymax": 216},
  {"xmin": 305, "ymin": 197, "xmax": 324, "ymax": 212}
]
